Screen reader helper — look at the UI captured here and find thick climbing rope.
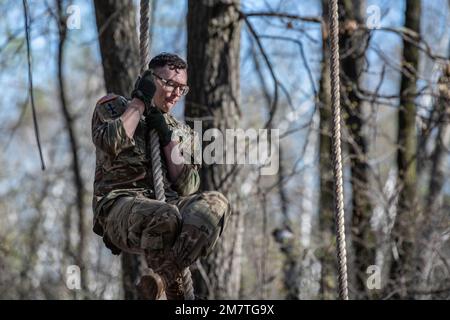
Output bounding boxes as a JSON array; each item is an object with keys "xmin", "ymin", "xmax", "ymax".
[
  {"xmin": 139, "ymin": 0, "xmax": 195, "ymax": 300},
  {"xmin": 139, "ymin": 1, "xmax": 165, "ymax": 202},
  {"xmin": 328, "ymin": 0, "xmax": 349, "ymax": 300}
]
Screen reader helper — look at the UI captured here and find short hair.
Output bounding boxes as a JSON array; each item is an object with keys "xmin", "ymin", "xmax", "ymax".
[{"xmin": 148, "ymin": 52, "xmax": 187, "ymax": 71}]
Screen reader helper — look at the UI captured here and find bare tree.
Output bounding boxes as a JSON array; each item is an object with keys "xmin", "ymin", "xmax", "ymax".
[
  {"xmin": 414, "ymin": 60, "xmax": 450, "ymax": 298},
  {"xmin": 186, "ymin": 0, "xmax": 243, "ymax": 299},
  {"xmin": 249, "ymin": 35, "xmax": 298, "ymax": 299},
  {"xmin": 317, "ymin": 0, "xmax": 338, "ymax": 300},
  {"xmin": 338, "ymin": 0, "xmax": 376, "ymax": 298},
  {"xmin": 389, "ymin": 0, "xmax": 422, "ymax": 298}
]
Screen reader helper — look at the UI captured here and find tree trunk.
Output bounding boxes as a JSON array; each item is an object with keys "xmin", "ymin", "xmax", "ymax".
[
  {"xmin": 390, "ymin": 0, "xmax": 421, "ymax": 298},
  {"xmin": 318, "ymin": 0, "xmax": 337, "ymax": 299},
  {"xmin": 186, "ymin": 0, "xmax": 242, "ymax": 299},
  {"xmin": 93, "ymin": 0, "xmax": 141, "ymax": 299},
  {"xmin": 339, "ymin": 0, "xmax": 376, "ymax": 298},
  {"xmin": 94, "ymin": 0, "xmax": 139, "ymax": 95},
  {"xmin": 414, "ymin": 62, "xmax": 450, "ymax": 298},
  {"xmin": 56, "ymin": 0, "xmax": 87, "ymax": 296}
]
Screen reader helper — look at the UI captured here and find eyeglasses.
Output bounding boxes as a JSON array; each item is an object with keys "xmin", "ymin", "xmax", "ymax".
[{"xmin": 151, "ymin": 72, "xmax": 190, "ymax": 96}]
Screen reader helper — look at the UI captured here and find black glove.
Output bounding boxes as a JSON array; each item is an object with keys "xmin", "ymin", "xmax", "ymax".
[
  {"xmin": 146, "ymin": 107, "xmax": 173, "ymax": 147},
  {"xmin": 131, "ymin": 70, "xmax": 156, "ymax": 108}
]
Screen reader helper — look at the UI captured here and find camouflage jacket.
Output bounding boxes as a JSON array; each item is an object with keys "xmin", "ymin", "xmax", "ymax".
[{"xmin": 91, "ymin": 94, "xmax": 201, "ymax": 237}]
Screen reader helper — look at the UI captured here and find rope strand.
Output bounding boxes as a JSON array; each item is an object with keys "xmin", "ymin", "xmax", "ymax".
[
  {"xmin": 140, "ymin": 0, "xmax": 166, "ymax": 203},
  {"xmin": 328, "ymin": 0, "xmax": 349, "ymax": 300}
]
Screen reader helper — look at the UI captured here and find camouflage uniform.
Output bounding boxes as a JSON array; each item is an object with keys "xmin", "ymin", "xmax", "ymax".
[{"xmin": 91, "ymin": 94, "xmax": 230, "ymax": 295}]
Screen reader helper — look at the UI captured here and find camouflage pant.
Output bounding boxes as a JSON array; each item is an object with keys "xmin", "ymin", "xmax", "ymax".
[{"xmin": 100, "ymin": 191, "xmax": 230, "ymax": 277}]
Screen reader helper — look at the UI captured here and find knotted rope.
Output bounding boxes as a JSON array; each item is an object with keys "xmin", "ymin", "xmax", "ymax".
[{"xmin": 139, "ymin": 0, "xmax": 194, "ymax": 300}]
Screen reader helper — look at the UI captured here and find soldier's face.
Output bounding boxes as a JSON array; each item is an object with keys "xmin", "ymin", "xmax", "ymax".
[{"xmin": 151, "ymin": 65, "xmax": 188, "ymax": 113}]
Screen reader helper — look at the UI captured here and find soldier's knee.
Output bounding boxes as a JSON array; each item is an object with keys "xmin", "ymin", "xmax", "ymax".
[
  {"xmin": 181, "ymin": 191, "xmax": 231, "ymax": 256},
  {"xmin": 201, "ymin": 191, "xmax": 231, "ymax": 233},
  {"xmin": 138, "ymin": 202, "xmax": 181, "ymax": 251}
]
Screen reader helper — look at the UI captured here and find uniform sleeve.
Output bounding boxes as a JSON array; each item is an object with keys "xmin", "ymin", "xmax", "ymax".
[
  {"xmin": 172, "ymin": 163, "xmax": 200, "ymax": 196},
  {"xmin": 171, "ymin": 126, "xmax": 202, "ymax": 196},
  {"xmin": 91, "ymin": 96, "xmax": 135, "ymax": 158}
]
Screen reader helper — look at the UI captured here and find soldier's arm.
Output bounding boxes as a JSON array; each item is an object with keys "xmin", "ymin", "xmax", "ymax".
[
  {"xmin": 163, "ymin": 141, "xmax": 185, "ymax": 182},
  {"xmin": 121, "ymin": 98, "xmax": 145, "ymax": 138},
  {"xmin": 163, "ymin": 135, "xmax": 200, "ymax": 196},
  {"xmin": 170, "ymin": 160, "xmax": 200, "ymax": 196},
  {"xmin": 92, "ymin": 95, "xmax": 138, "ymax": 157}
]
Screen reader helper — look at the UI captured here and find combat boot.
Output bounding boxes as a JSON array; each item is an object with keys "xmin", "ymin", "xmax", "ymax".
[{"xmin": 136, "ymin": 273, "xmax": 164, "ymax": 300}]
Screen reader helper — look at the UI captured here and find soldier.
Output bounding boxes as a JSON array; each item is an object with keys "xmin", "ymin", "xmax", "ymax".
[{"xmin": 91, "ymin": 53, "xmax": 230, "ymax": 300}]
